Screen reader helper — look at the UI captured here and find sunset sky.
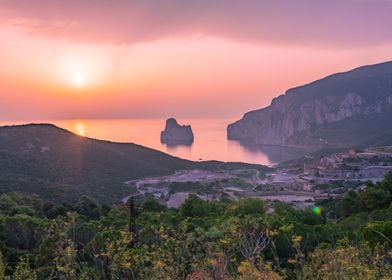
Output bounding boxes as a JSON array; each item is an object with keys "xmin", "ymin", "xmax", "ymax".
[{"xmin": 1, "ymin": 0, "xmax": 392, "ymax": 120}]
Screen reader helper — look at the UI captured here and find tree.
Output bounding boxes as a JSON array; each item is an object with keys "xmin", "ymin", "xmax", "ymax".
[
  {"xmin": 180, "ymin": 195, "xmax": 210, "ymax": 218},
  {"xmin": 360, "ymin": 221, "xmax": 392, "ymax": 244},
  {"xmin": 232, "ymin": 198, "xmax": 266, "ymax": 217},
  {"xmin": 361, "ymin": 185, "xmax": 391, "ymax": 211},
  {"xmin": 143, "ymin": 196, "xmax": 166, "ymax": 212},
  {"xmin": 237, "ymin": 217, "xmax": 271, "ymax": 266},
  {"xmin": 338, "ymin": 190, "xmax": 366, "ymax": 216},
  {"xmin": 0, "ymin": 194, "xmax": 18, "ymax": 215},
  {"xmin": 300, "ymin": 242, "xmax": 392, "ymax": 279},
  {"xmin": 237, "ymin": 260, "xmax": 282, "ymax": 280},
  {"xmin": 35, "ymin": 214, "xmax": 77, "ymax": 278},
  {"xmin": 76, "ymin": 196, "xmax": 102, "ymax": 219},
  {"xmin": 13, "ymin": 257, "xmax": 37, "ymax": 280},
  {"xmin": 0, "ymin": 252, "xmax": 9, "ymax": 280}
]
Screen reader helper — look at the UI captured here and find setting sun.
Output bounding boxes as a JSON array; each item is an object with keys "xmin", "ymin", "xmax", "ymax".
[
  {"xmin": 54, "ymin": 52, "xmax": 106, "ymax": 90},
  {"xmin": 72, "ymin": 73, "xmax": 86, "ymax": 87}
]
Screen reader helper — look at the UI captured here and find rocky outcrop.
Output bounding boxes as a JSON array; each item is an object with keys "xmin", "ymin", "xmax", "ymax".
[
  {"xmin": 228, "ymin": 61, "xmax": 392, "ymax": 148},
  {"xmin": 161, "ymin": 118, "xmax": 194, "ymax": 145}
]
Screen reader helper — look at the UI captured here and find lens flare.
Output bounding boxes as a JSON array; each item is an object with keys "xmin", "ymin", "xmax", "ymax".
[{"xmin": 312, "ymin": 206, "xmax": 321, "ymax": 215}]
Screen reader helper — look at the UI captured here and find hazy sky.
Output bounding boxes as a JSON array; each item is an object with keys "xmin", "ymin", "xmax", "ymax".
[{"xmin": 1, "ymin": 0, "xmax": 392, "ymax": 120}]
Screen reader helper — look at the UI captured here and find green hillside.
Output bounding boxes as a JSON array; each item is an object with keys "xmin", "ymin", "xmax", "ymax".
[{"xmin": 0, "ymin": 124, "xmax": 197, "ymax": 203}]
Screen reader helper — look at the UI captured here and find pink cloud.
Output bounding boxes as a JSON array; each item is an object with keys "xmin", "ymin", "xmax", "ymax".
[{"xmin": 0, "ymin": 0, "xmax": 391, "ymax": 47}]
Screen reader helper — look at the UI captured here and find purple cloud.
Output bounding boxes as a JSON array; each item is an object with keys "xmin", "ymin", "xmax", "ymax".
[{"xmin": 0, "ymin": 0, "xmax": 391, "ymax": 46}]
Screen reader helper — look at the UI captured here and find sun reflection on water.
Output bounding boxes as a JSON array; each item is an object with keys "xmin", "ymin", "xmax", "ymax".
[{"xmin": 74, "ymin": 121, "xmax": 86, "ymax": 136}]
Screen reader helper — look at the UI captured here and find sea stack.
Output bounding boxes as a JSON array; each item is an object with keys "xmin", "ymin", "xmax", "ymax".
[{"xmin": 160, "ymin": 118, "xmax": 194, "ymax": 145}]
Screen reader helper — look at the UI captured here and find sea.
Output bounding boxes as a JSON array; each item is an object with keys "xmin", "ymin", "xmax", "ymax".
[{"xmin": 0, "ymin": 118, "xmax": 310, "ymax": 166}]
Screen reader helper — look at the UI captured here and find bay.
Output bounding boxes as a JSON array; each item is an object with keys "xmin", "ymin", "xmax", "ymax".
[{"xmin": 0, "ymin": 118, "xmax": 310, "ymax": 166}]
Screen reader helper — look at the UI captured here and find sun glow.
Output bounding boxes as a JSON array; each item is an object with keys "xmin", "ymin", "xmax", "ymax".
[
  {"xmin": 55, "ymin": 51, "xmax": 107, "ymax": 89},
  {"xmin": 72, "ymin": 73, "xmax": 86, "ymax": 87}
]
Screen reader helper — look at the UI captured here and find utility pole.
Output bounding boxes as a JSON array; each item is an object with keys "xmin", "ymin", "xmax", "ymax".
[
  {"xmin": 129, "ymin": 196, "xmax": 136, "ymax": 237},
  {"xmin": 128, "ymin": 194, "xmax": 143, "ymax": 246}
]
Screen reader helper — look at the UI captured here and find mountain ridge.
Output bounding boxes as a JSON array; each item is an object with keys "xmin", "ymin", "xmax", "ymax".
[
  {"xmin": 0, "ymin": 123, "xmax": 197, "ymax": 203},
  {"xmin": 228, "ymin": 61, "xmax": 392, "ymax": 148}
]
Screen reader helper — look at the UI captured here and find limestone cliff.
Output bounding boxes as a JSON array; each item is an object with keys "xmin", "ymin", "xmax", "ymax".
[
  {"xmin": 161, "ymin": 118, "xmax": 194, "ymax": 145},
  {"xmin": 228, "ymin": 61, "xmax": 392, "ymax": 148}
]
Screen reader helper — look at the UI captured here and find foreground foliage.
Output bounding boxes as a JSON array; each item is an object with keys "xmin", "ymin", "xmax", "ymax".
[{"xmin": 0, "ymin": 174, "xmax": 392, "ymax": 279}]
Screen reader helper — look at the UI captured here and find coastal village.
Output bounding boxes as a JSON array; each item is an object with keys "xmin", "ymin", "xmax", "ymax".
[
  {"xmin": 303, "ymin": 147, "xmax": 392, "ymax": 182},
  {"xmin": 125, "ymin": 146, "xmax": 392, "ymax": 209},
  {"xmin": 264, "ymin": 146, "xmax": 392, "ymax": 205}
]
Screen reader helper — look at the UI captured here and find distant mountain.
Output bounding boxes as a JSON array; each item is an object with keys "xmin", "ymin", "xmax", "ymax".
[
  {"xmin": 0, "ymin": 124, "xmax": 202, "ymax": 203},
  {"xmin": 228, "ymin": 61, "xmax": 392, "ymax": 148}
]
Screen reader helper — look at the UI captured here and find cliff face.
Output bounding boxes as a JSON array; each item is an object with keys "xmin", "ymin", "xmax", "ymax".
[
  {"xmin": 161, "ymin": 118, "xmax": 194, "ymax": 145},
  {"xmin": 228, "ymin": 61, "xmax": 392, "ymax": 148}
]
